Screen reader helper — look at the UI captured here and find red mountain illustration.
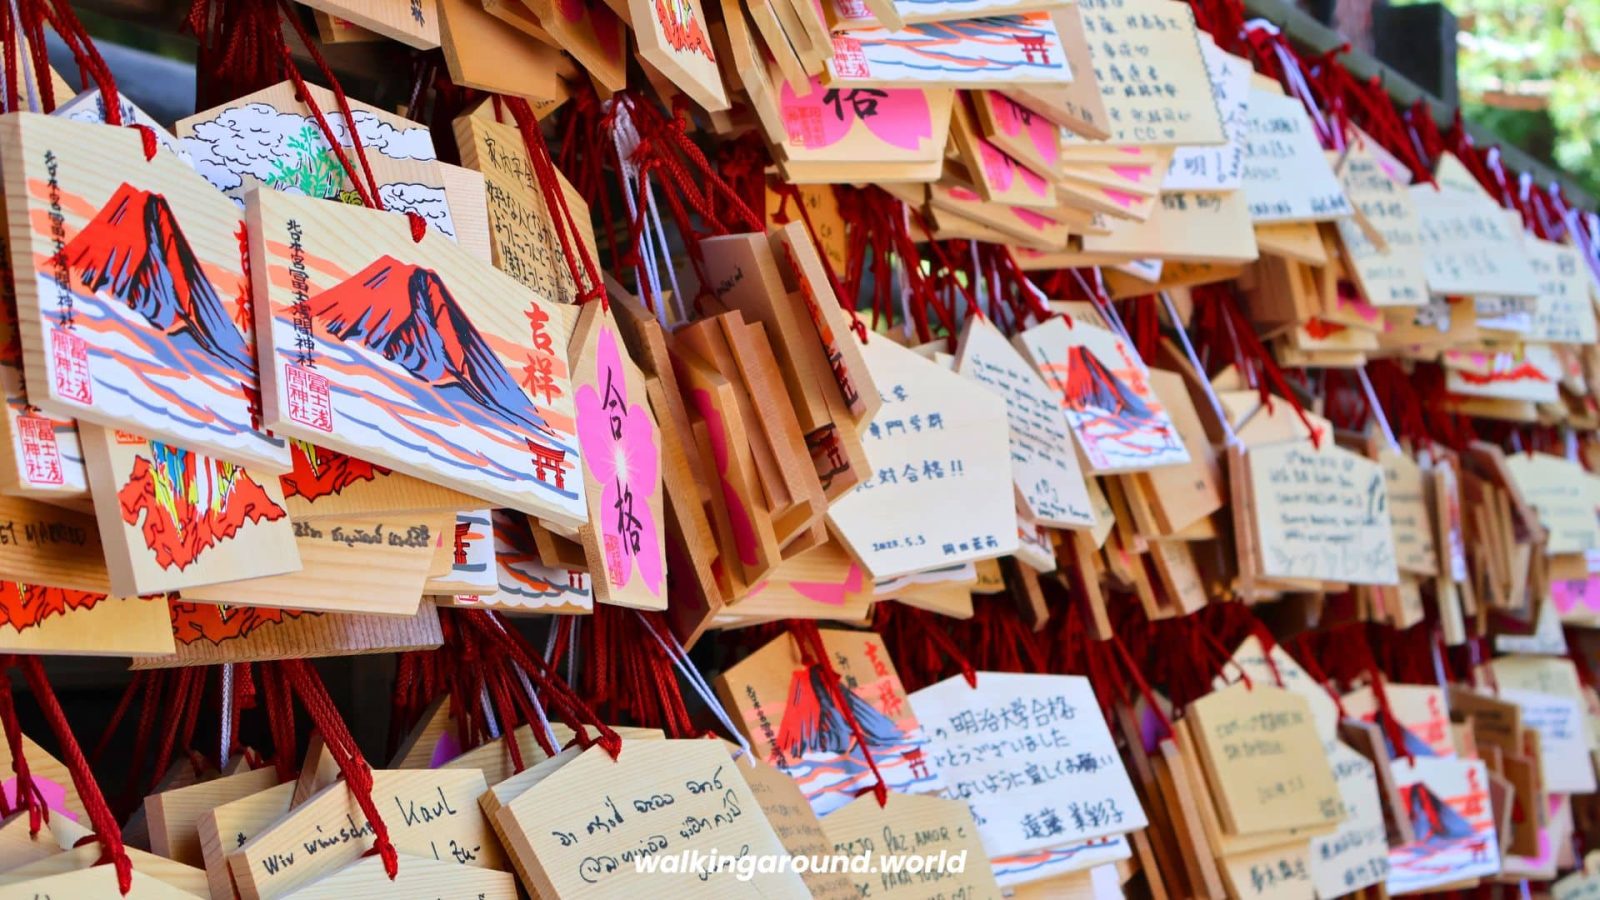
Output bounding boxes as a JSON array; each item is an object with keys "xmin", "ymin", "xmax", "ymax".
[
  {"xmin": 0, "ymin": 583, "xmax": 108, "ymax": 631},
  {"xmin": 1060, "ymin": 346, "xmax": 1153, "ymax": 420},
  {"xmin": 168, "ymin": 601, "xmax": 310, "ymax": 646},
  {"xmin": 653, "ymin": 0, "xmax": 713, "ymax": 57},
  {"xmin": 280, "ymin": 440, "xmax": 389, "ymax": 502},
  {"xmin": 1457, "ymin": 363, "xmax": 1550, "ymax": 385},
  {"xmin": 310, "ymin": 255, "xmax": 548, "ymax": 433},
  {"xmin": 773, "ymin": 664, "xmax": 904, "ymax": 760},
  {"xmin": 64, "ymin": 184, "xmax": 254, "ymax": 373},
  {"xmin": 118, "ymin": 443, "xmax": 287, "ymax": 571},
  {"xmin": 1403, "ymin": 782, "xmax": 1476, "ymax": 842}
]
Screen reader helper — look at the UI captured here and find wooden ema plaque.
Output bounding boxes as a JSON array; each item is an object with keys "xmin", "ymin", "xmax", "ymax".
[
  {"xmin": 724, "ymin": 0, "xmax": 954, "ymax": 175},
  {"xmin": 741, "ymin": 757, "xmax": 857, "ymax": 900},
  {"xmin": 453, "ymin": 105, "xmax": 601, "ymax": 306},
  {"xmin": 1016, "ymin": 317, "xmax": 1190, "ymax": 474},
  {"xmin": 0, "ymin": 112, "xmax": 287, "ymax": 472},
  {"xmin": 0, "ymin": 219, "xmax": 87, "ymax": 502},
  {"xmin": 147, "ymin": 766, "xmax": 280, "ymax": 868},
  {"xmin": 908, "ymin": 673, "xmax": 1147, "ymax": 857},
  {"xmin": 177, "ymin": 512, "xmax": 453, "ymax": 615},
  {"xmin": 80, "ymin": 424, "xmax": 300, "ymax": 596},
  {"xmin": 568, "ymin": 302, "xmax": 667, "ymax": 610},
  {"xmin": 290, "ymin": 0, "xmax": 441, "ymax": 48},
  {"xmin": 246, "ymin": 186, "xmax": 587, "ymax": 527},
  {"xmin": 288, "ymin": 852, "xmax": 519, "ymax": 899},
  {"xmin": 0, "ymin": 586, "xmax": 171, "ymax": 656},
  {"xmin": 445, "ymin": 510, "xmax": 591, "ymax": 613},
  {"xmin": 819, "ymin": 792, "xmax": 1003, "ymax": 900},
  {"xmin": 1185, "ymin": 682, "xmax": 1343, "ymax": 837},
  {"xmin": 827, "ymin": 331, "xmax": 1018, "ymax": 579},
  {"xmin": 714, "ymin": 628, "xmax": 944, "ymax": 815},
  {"xmin": 697, "ymin": 232, "xmax": 869, "ymax": 504},
  {"xmin": 227, "ymin": 769, "xmax": 506, "ymax": 899},
  {"xmin": 491, "ymin": 740, "xmax": 809, "ymax": 898},
  {"xmin": 824, "ymin": 12, "xmax": 1076, "ymax": 90},
  {"xmin": 631, "ymin": 0, "xmax": 727, "ymax": 112},
  {"xmin": 130, "ymin": 600, "xmax": 444, "ymax": 668},
  {"xmin": 178, "ymin": 82, "xmax": 456, "ymax": 238},
  {"xmin": 953, "ymin": 315, "xmax": 1094, "ymax": 529}
]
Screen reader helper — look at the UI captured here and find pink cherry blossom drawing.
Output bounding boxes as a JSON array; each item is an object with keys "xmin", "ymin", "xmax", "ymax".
[
  {"xmin": 990, "ymin": 93, "xmax": 1059, "ymax": 167},
  {"xmin": 778, "ymin": 78, "xmax": 934, "ymax": 151},
  {"xmin": 575, "ymin": 328, "xmax": 664, "ymax": 595}
]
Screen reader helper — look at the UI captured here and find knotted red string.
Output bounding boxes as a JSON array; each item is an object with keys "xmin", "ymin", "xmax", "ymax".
[
  {"xmin": 277, "ymin": 659, "xmax": 399, "ymax": 879},
  {"xmin": 17, "ymin": 657, "xmax": 133, "ymax": 893},
  {"xmin": 789, "ymin": 621, "xmax": 889, "ymax": 806}
]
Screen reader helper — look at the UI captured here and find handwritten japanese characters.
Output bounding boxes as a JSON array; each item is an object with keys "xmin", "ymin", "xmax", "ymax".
[
  {"xmin": 1163, "ymin": 38, "xmax": 1250, "ymax": 189},
  {"xmin": 954, "ymin": 317, "xmax": 1094, "ymax": 528},
  {"xmin": 828, "ymin": 333, "xmax": 1017, "ymax": 578},
  {"xmin": 909, "ymin": 673, "xmax": 1146, "ymax": 858},
  {"xmin": 1076, "ymin": 0, "xmax": 1225, "ymax": 146},
  {"xmin": 1335, "ymin": 149, "xmax": 1429, "ymax": 306},
  {"xmin": 1246, "ymin": 441, "xmax": 1399, "ymax": 585},
  {"xmin": 1240, "ymin": 90, "xmax": 1351, "ymax": 223}
]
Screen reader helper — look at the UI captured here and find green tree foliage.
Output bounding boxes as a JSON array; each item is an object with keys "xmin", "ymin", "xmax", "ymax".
[{"xmin": 1426, "ymin": 0, "xmax": 1600, "ymax": 195}]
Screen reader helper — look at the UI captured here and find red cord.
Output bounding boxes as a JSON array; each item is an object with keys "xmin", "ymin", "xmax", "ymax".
[{"xmin": 19, "ymin": 658, "xmax": 133, "ymax": 893}]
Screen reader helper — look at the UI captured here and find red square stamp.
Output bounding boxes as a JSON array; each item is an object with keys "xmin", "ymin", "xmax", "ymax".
[
  {"xmin": 604, "ymin": 533, "xmax": 625, "ymax": 586},
  {"xmin": 284, "ymin": 364, "xmax": 334, "ymax": 433},
  {"xmin": 782, "ymin": 106, "xmax": 826, "ymax": 147},
  {"xmin": 16, "ymin": 416, "xmax": 62, "ymax": 486},
  {"xmin": 50, "ymin": 328, "xmax": 91, "ymax": 404},
  {"xmin": 831, "ymin": 36, "xmax": 870, "ymax": 79}
]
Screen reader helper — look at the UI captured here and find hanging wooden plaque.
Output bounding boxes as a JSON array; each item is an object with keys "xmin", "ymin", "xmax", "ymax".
[
  {"xmin": 0, "ymin": 587, "xmax": 171, "ymax": 656},
  {"xmin": 631, "ymin": 0, "xmax": 728, "ymax": 111},
  {"xmin": 0, "ymin": 112, "xmax": 287, "ymax": 471},
  {"xmin": 453, "ymin": 107, "xmax": 601, "ymax": 305},
  {"xmin": 715, "ymin": 628, "xmax": 945, "ymax": 814},
  {"xmin": 910, "ymin": 673, "xmax": 1147, "ymax": 857},
  {"xmin": 1239, "ymin": 90, "xmax": 1351, "ymax": 223},
  {"xmin": 246, "ymin": 186, "xmax": 587, "ymax": 525},
  {"xmin": 228, "ymin": 769, "xmax": 505, "ymax": 899},
  {"xmin": 1187, "ymin": 683, "xmax": 1343, "ymax": 837},
  {"xmin": 81, "ymin": 424, "xmax": 299, "ymax": 596},
  {"xmin": 1016, "ymin": 318, "xmax": 1190, "ymax": 473},
  {"xmin": 1073, "ymin": 0, "xmax": 1221, "ymax": 145},
  {"xmin": 178, "ymin": 513, "xmax": 452, "ymax": 614},
  {"xmin": 179, "ymin": 82, "xmax": 456, "ymax": 238},
  {"xmin": 819, "ymin": 791, "xmax": 1003, "ymax": 900},
  {"xmin": 1245, "ymin": 440, "xmax": 1399, "ymax": 585},
  {"xmin": 824, "ymin": 12, "xmax": 1076, "ymax": 89},
  {"xmin": 130, "ymin": 600, "xmax": 444, "ymax": 668},
  {"xmin": 147, "ymin": 766, "xmax": 280, "ymax": 868},
  {"xmin": 447, "ymin": 510, "xmax": 591, "ymax": 613},
  {"xmin": 291, "ymin": 0, "xmax": 441, "ymax": 48},
  {"xmin": 954, "ymin": 313, "xmax": 1094, "ymax": 529},
  {"xmin": 568, "ymin": 303, "xmax": 667, "ymax": 609},
  {"xmin": 493, "ymin": 740, "xmax": 809, "ymax": 897},
  {"xmin": 287, "ymin": 852, "xmax": 518, "ymax": 899},
  {"xmin": 827, "ymin": 332, "xmax": 1018, "ymax": 578}
]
